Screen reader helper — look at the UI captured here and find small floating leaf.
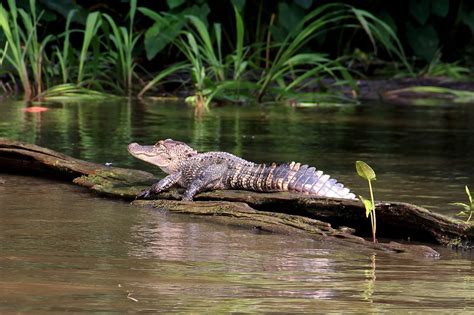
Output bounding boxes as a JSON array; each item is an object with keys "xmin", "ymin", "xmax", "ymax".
[{"xmin": 355, "ymin": 160, "xmax": 376, "ymax": 181}]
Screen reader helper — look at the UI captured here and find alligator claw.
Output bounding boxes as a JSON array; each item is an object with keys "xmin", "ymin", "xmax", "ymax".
[{"xmin": 137, "ymin": 189, "xmax": 152, "ymax": 199}]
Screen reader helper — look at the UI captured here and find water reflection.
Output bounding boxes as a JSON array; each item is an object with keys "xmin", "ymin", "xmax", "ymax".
[
  {"xmin": 1, "ymin": 99, "xmax": 472, "ymax": 213},
  {"xmin": 0, "ymin": 174, "xmax": 473, "ymax": 312}
]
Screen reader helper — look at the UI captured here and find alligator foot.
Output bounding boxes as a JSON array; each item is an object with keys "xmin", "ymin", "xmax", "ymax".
[{"xmin": 137, "ymin": 188, "xmax": 153, "ymax": 199}]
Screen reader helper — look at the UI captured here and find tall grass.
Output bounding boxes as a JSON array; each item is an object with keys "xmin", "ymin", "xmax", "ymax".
[
  {"xmin": 77, "ymin": 12, "xmax": 101, "ymax": 85},
  {"xmin": 103, "ymin": 0, "xmax": 140, "ymax": 94},
  {"xmin": 53, "ymin": 10, "xmax": 77, "ymax": 84},
  {"xmin": 0, "ymin": 0, "xmax": 108, "ymax": 99},
  {"xmin": 0, "ymin": 1, "xmax": 415, "ymax": 104},
  {"xmin": 256, "ymin": 3, "xmax": 412, "ymax": 102},
  {"xmin": 174, "ymin": 6, "xmax": 253, "ymax": 108},
  {"xmin": 0, "ymin": 0, "xmax": 35, "ymax": 99},
  {"xmin": 175, "ymin": 31, "xmax": 208, "ymax": 107}
]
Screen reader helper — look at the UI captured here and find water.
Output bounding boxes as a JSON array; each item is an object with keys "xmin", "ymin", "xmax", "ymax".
[{"xmin": 0, "ymin": 99, "xmax": 473, "ymax": 312}]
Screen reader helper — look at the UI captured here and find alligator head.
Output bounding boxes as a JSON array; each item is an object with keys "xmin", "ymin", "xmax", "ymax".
[{"xmin": 128, "ymin": 139, "xmax": 197, "ymax": 174}]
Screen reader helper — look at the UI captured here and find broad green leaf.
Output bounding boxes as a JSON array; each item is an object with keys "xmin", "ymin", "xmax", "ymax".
[
  {"xmin": 167, "ymin": 0, "xmax": 185, "ymax": 9},
  {"xmin": 405, "ymin": 22, "xmax": 439, "ymax": 62},
  {"xmin": 138, "ymin": 7, "xmax": 164, "ymax": 21},
  {"xmin": 409, "ymin": 0, "xmax": 430, "ymax": 25},
  {"xmin": 278, "ymin": 2, "xmax": 304, "ymax": 35},
  {"xmin": 431, "ymin": 0, "xmax": 449, "ymax": 17},
  {"xmin": 39, "ymin": 0, "xmax": 87, "ymax": 23},
  {"xmin": 356, "ymin": 161, "xmax": 376, "ymax": 181},
  {"xmin": 141, "ymin": 12, "xmax": 184, "ymax": 60},
  {"xmin": 181, "ymin": 4, "xmax": 210, "ymax": 27}
]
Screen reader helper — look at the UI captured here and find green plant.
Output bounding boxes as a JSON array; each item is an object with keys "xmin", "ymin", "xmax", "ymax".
[
  {"xmin": 77, "ymin": 11, "xmax": 102, "ymax": 85},
  {"xmin": 356, "ymin": 160, "xmax": 377, "ymax": 243},
  {"xmin": 256, "ymin": 3, "xmax": 412, "ymax": 102},
  {"xmin": 35, "ymin": 83, "xmax": 117, "ymax": 101},
  {"xmin": 140, "ymin": 5, "xmax": 253, "ymax": 108},
  {"xmin": 138, "ymin": 61, "xmax": 189, "ymax": 98},
  {"xmin": 0, "ymin": 42, "xmax": 7, "ymax": 65},
  {"xmin": 420, "ymin": 51, "xmax": 471, "ymax": 79},
  {"xmin": 102, "ymin": 0, "xmax": 140, "ymax": 94},
  {"xmin": 175, "ymin": 30, "xmax": 207, "ymax": 107},
  {"xmin": 451, "ymin": 186, "xmax": 474, "ymax": 223},
  {"xmin": 0, "ymin": 0, "xmax": 54, "ymax": 99},
  {"xmin": 51, "ymin": 9, "xmax": 76, "ymax": 85}
]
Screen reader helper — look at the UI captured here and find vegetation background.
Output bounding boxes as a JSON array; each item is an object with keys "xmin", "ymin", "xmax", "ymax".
[{"xmin": 0, "ymin": 0, "xmax": 473, "ymax": 105}]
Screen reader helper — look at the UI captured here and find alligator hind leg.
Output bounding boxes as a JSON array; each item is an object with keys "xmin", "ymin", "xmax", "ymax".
[{"xmin": 138, "ymin": 173, "xmax": 181, "ymax": 198}]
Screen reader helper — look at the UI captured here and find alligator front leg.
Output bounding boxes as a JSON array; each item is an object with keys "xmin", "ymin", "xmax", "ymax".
[
  {"xmin": 138, "ymin": 173, "xmax": 181, "ymax": 198},
  {"xmin": 182, "ymin": 164, "xmax": 226, "ymax": 201}
]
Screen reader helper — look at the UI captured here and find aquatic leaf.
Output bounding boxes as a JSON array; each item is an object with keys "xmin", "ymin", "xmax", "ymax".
[{"xmin": 356, "ymin": 161, "xmax": 376, "ymax": 181}]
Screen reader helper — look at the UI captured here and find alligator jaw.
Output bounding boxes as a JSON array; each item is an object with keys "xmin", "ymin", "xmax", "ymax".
[
  {"xmin": 128, "ymin": 143, "xmax": 151, "ymax": 156},
  {"xmin": 127, "ymin": 142, "xmax": 168, "ymax": 168}
]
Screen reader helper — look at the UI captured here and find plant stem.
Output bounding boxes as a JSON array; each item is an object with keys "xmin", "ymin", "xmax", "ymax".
[{"xmin": 368, "ymin": 179, "xmax": 377, "ymax": 243}]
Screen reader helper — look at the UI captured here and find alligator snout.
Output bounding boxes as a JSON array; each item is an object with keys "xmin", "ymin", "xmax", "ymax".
[{"xmin": 127, "ymin": 142, "xmax": 140, "ymax": 153}]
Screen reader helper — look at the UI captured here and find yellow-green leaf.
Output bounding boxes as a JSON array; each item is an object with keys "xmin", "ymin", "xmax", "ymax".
[
  {"xmin": 360, "ymin": 195, "xmax": 373, "ymax": 218},
  {"xmin": 450, "ymin": 202, "xmax": 470, "ymax": 212},
  {"xmin": 355, "ymin": 160, "xmax": 376, "ymax": 181},
  {"xmin": 465, "ymin": 185, "xmax": 472, "ymax": 205}
]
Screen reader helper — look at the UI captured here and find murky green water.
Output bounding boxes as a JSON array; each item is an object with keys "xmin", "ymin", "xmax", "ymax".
[{"xmin": 0, "ymin": 99, "xmax": 473, "ymax": 312}]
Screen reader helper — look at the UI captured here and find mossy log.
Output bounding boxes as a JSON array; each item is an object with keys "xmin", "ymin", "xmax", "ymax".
[{"xmin": 1, "ymin": 138, "xmax": 472, "ymax": 255}]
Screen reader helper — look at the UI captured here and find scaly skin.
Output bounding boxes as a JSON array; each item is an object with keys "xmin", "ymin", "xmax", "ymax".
[{"xmin": 128, "ymin": 139, "xmax": 356, "ymax": 201}]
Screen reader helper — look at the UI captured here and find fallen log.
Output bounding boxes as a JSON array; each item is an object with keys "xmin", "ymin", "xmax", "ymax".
[{"xmin": 0, "ymin": 138, "xmax": 472, "ymax": 255}]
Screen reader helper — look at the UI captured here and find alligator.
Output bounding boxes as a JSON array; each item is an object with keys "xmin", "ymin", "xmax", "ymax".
[{"xmin": 128, "ymin": 139, "xmax": 356, "ymax": 201}]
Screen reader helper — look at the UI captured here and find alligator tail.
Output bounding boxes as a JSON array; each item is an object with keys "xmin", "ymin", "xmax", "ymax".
[{"xmin": 234, "ymin": 162, "xmax": 356, "ymax": 200}]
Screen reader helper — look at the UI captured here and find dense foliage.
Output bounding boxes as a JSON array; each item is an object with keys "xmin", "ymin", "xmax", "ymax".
[{"xmin": 0, "ymin": 0, "xmax": 473, "ymax": 105}]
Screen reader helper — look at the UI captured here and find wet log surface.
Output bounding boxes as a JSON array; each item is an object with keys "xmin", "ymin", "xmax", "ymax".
[{"xmin": 1, "ymin": 138, "xmax": 473, "ymax": 256}]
